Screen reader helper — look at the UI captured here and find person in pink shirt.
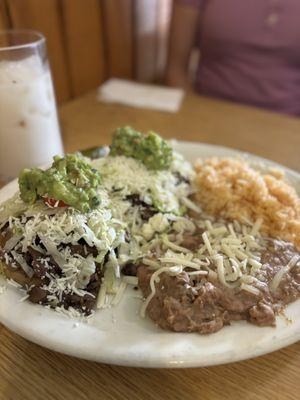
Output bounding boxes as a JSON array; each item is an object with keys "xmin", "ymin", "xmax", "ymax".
[{"xmin": 166, "ymin": 0, "xmax": 300, "ymax": 115}]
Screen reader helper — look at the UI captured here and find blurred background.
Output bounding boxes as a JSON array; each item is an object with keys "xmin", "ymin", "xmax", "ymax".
[{"xmin": 0, "ymin": 0, "xmax": 175, "ymax": 104}]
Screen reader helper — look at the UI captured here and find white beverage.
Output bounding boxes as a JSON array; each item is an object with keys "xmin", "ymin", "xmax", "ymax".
[{"xmin": 0, "ymin": 55, "xmax": 64, "ymax": 181}]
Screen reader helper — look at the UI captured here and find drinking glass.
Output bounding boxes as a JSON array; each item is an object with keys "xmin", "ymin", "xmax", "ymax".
[{"xmin": 0, "ymin": 29, "xmax": 64, "ymax": 181}]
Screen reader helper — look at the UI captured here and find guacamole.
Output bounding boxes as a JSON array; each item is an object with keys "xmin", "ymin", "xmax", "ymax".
[
  {"xmin": 19, "ymin": 154, "xmax": 101, "ymax": 213},
  {"xmin": 110, "ymin": 126, "xmax": 173, "ymax": 170}
]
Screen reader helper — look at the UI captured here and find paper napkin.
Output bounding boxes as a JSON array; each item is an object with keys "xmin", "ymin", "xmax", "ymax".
[{"xmin": 98, "ymin": 78, "xmax": 184, "ymax": 113}]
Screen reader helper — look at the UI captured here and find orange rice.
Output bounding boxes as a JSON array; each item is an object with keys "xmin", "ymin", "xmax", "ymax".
[{"xmin": 194, "ymin": 158, "xmax": 300, "ymax": 249}]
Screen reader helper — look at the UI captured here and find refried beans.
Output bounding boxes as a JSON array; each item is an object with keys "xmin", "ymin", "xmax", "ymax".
[{"xmin": 136, "ymin": 226, "xmax": 300, "ymax": 334}]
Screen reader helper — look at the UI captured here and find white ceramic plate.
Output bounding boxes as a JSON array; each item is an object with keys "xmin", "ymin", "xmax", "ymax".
[{"xmin": 0, "ymin": 142, "xmax": 299, "ymax": 368}]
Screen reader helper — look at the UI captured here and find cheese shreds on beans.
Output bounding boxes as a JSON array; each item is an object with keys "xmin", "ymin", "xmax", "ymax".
[{"xmin": 141, "ymin": 217, "xmax": 266, "ymax": 315}]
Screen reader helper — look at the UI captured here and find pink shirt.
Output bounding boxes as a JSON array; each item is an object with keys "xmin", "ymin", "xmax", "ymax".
[{"xmin": 181, "ymin": 0, "xmax": 300, "ymax": 115}]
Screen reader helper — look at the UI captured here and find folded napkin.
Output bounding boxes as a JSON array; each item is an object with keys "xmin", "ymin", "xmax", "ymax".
[{"xmin": 98, "ymin": 78, "xmax": 184, "ymax": 113}]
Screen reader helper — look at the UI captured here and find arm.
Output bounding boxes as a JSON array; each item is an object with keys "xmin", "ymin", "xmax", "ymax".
[{"xmin": 166, "ymin": 1, "xmax": 200, "ymax": 89}]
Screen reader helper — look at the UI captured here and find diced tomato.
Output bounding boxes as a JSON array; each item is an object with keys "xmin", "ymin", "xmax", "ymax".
[{"xmin": 43, "ymin": 197, "xmax": 68, "ymax": 208}]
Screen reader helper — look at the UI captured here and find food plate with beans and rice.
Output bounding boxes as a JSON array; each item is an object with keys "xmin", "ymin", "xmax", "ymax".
[{"xmin": 0, "ymin": 127, "xmax": 299, "ymax": 367}]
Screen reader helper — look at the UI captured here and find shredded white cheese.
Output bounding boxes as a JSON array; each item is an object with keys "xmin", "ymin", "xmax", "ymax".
[
  {"xmin": 270, "ymin": 255, "xmax": 300, "ymax": 293},
  {"xmin": 140, "ymin": 266, "xmax": 181, "ymax": 318}
]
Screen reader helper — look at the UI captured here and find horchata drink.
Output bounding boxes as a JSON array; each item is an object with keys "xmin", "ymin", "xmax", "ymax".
[{"xmin": 0, "ymin": 30, "xmax": 64, "ymax": 181}]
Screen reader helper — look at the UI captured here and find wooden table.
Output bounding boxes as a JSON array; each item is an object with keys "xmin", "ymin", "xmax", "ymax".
[{"xmin": 0, "ymin": 92, "xmax": 300, "ymax": 400}]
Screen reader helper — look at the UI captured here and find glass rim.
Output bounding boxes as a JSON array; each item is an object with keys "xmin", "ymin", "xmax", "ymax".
[{"xmin": 0, "ymin": 29, "xmax": 45, "ymax": 51}]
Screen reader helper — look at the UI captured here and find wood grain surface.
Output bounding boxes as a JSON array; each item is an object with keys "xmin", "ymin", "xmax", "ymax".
[
  {"xmin": 102, "ymin": 0, "xmax": 134, "ymax": 79},
  {"xmin": 0, "ymin": 0, "xmax": 10, "ymax": 31},
  {"xmin": 0, "ymin": 92, "xmax": 300, "ymax": 400},
  {"xmin": 62, "ymin": 0, "xmax": 106, "ymax": 97},
  {"xmin": 7, "ymin": 0, "xmax": 72, "ymax": 102}
]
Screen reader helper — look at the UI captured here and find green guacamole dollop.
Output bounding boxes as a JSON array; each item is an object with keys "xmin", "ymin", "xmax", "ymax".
[
  {"xmin": 19, "ymin": 154, "xmax": 101, "ymax": 213},
  {"xmin": 110, "ymin": 126, "xmax": 173, "ymax": 170}
]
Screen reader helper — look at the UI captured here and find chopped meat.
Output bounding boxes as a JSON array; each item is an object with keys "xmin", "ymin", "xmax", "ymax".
[
  {"xmin": 0, "ymin": 224, "xmax": 103, "ymax": 315},
  {"xmin": 26, "ymin": 247, "xmax": 47, "ymax": 278},
  {"xmin": 23, "ymin": 247, "xmax": 61, "ymax": 278},
  {"xmin": 61, "ymin": 271, "xmax": 102, "ymax": 314},
  {"xmin": 86, "ymin": 272, "xmax": 102, "ymax": 291},
  {"xmin": 61, "ymin": 293, "xmax": 95, "ymax": 315},
  {"xmin": 126, "ymin": 194, "xmax": 156, "ymax": 220},
  {"xmin": 69, "ymin": 243, "xmax": 98, "ymax": 257},
  {"xmin": 3, "ymin": 265, "xmax": 41, "ymax": 287},
  {"xmin": 28, "ymin": 286, "xmax": 49, "ymax": 304}
]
